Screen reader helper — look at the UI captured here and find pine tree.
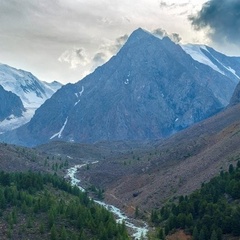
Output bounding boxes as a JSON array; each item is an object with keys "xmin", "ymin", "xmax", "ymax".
[
  {"xmin": 193, "ymin": 226, "xmax": 198, "ymax": 240},
  {"xmin": 50, "ymin": 224, "xmax": 57, "ymax": 240},
  {"xmin": 135, "ymin": 206, "xmax": 139, "ymax": 218},
  {"xmin": 199, "ymin": 228, "xmax": 205, "ymax": 240},
  {"xmin": 210, "ymin": 230, "xmax": 218, "ymax": 240},
  {"xmin": 39, "ymin": 222, "xmax": 45, "ymax": 234},
  {"xmin": 228, "ymin": 164, "xmax": 234, "ymax": 174},
  {"xmin": 158, "ymin": 227, "xmax": 165, "ymax": 239},
  {"xmin": 60, "ymin": 226, "xmax": 67, "ymax": 240}
]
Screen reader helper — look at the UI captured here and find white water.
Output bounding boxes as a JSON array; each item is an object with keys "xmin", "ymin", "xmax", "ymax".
[{"xmin": 66, "ymin": 162, "xmax": 149, "ymax": 240}]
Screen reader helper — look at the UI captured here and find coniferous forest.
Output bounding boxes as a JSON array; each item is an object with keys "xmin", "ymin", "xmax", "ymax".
[
  {"xmin": 151, "ymin": 161, "xmax": 240, "ymax": 240},
  {"xmin": 0, "ymin": 171, "xmax": 129, "ymax": 240}
]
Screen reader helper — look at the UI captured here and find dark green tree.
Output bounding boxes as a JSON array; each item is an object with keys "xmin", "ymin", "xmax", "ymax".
[
  {"xmin": 192, "ymin": 226, "xmax": 198, "ymax": 240},
  {"xmin": 210, "ymin": 230, "xmax": 218, "ymax": 240},
  {"xmin": 50, "ymin": 224, "xmax": 57, "ymax": 240}
]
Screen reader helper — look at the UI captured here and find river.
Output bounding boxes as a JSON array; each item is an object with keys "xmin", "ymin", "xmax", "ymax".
[{"xmin": 66, "ymin": 162, "xmax": 149, "ymax": 240}]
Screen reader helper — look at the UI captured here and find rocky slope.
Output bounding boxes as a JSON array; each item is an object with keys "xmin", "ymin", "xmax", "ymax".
[
  {"xmin": 1, "ymin": 28, "xmax": 238, "ymax": 146},
  {"xmin": 229, "ymin": 81, "xmax": 240, "ymax": 106},
  {"xmin": 0, "ymin": 85, "xmax": 25, "ymax": 122}
]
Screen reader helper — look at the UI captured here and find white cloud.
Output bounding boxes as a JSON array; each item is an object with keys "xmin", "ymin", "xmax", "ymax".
[
  {"xmin": 0, "ymin": 0, "xmax": 237, "ymax": 84},
  {"xmin": 58, "ymin": 48, "xmax": 89, "ymax": 69},
  {"xmin": 152, "ymin": 28, "xmax": 182, "ymax": 43}
]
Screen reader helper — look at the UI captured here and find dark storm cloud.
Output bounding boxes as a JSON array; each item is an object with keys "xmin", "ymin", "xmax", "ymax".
[{"xmin": 189, "ymin": 0, "xmax": 240, "ymax": 44}]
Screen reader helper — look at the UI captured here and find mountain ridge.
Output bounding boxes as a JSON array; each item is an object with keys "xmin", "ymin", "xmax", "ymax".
[
  {"xmin": 0, "ymin": 85, "xmax": 25, "ymax": 122},
  {"xmin": 0, "ymin": 28, "xmax": 239, "ymax": 146},
  {"xmin": 0, "ymin": 64, "xmax": 62, "ymax": 132},
  {"xmin": 75, "ymin": 101, "xmax": 240, "ymax": 212}
]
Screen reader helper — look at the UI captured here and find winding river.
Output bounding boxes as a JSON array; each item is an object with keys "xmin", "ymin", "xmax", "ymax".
[{"xmin": 66, "ymin": 162, "xmax": 149, "ymax": 240}]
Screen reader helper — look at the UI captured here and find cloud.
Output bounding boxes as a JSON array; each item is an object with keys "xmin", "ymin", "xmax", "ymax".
[
  {"xmin": 92, "ymin": 52, "xmax": 107, "ymax": 66},
  {"xmin": 96, "ymin": 34, "xmax": 128, "ymax": 59},
  {"xmin": 152, "ymin": 28, "xmax": 182, "ymax": 43},
  {"xmin": 189, "ymin": 0, "xmax": 240, "ymax": 44},
  {"xmin": 159, "ymin": 1, "xmax": 175, "ymax": 8},
  {"xmin": 152, "ymin": 28, "xmax": 168, "ymax": 38},
  {"xmin": 171, "ymin": 33, "xmax": 182, "ymax": 43},
  {"xmin": 58, "ymin": 33, "xmax": 129, "ymax": 72},
  {"xmin": 102, "ymin": 34, "xmax": 129, "ymax": 54},
  {"xmin": 58, "ymin": 48, "xmax": 89, "ymax": 69},
  {"xmin": 91, "ymin": 34, "xmax": 129, "ymax": 70},
  {"xmin": 159, "ymin": 1, "xmax": 189, "ymax": 9}
]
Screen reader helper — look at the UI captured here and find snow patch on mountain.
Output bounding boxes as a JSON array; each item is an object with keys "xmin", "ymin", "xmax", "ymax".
[
  {"xmin": 0, "ymin": 64, "xmax": 62, "ymax": 132},
  {"xmin": 0, "ymin": 64, "xmax": 60, "ymax": 108},
  {"xmin": 50, "ymin": 117, "xmax": 69, "ymax": 139},
  {"xmin": 181, "ymin": 44, "xmax": 224, "ymax": 74},
  {"xmin": 74, "ymin": 86, "xmax": 84, "ymax": 106},
  {"xmin": 181, "ymin": 44, "xmax": 240, "ymax": 82},
  {"xmin": 0, "ymin": 108, "xmax": 35, "ymax": 133},
  {"xmin": 227, "ymin": 67, "xmax": 240, "ymax": 79}
]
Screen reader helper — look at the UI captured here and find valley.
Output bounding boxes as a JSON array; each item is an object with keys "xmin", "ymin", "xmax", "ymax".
[
  {"xmin": 62, "ymin": 103, "xmax": 240, "ymax": 214},
  {"xmin": 0, "ymin": 25, "xmax": 240, "ymax": 239}
]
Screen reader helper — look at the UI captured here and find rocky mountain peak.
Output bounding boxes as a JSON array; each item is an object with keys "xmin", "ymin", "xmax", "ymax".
[{"xmin": 0, "ymin": 28, "xmax": 238, "ymax": 146}]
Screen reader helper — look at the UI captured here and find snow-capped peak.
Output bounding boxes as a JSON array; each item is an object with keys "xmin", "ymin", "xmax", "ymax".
[{"xmin": 0, "ymin": 64, "xmax": 62, "ymax": 132}]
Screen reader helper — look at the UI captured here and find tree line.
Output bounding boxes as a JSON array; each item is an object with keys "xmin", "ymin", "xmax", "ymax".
[
  {"xmin": 151, "ymin": 161, "xmax": 240, "ymax": 240},
  {"xmin": 0, "ymin": 170, "xmax": 129, "ymax": 240}
]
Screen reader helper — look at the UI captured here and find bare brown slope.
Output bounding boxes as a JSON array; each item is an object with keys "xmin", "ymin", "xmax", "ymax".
[{"xmin": 77, "ymin": 103, "xmax": 240, "ymax": 214}]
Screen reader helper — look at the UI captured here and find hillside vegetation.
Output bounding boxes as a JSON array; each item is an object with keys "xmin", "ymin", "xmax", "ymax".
[
  {"xmin": 0, "ymin": 171, "xmax": 129, "ymax": 240},
  {"xmin": 75, "ymin": 103, "xmax": 240, "ymax": 213},
  {"xmin": 151, "ymin": 162, "xmax": 240, "ymax": 240}
]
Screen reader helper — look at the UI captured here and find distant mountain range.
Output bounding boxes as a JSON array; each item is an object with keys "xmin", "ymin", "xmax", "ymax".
[
  {"xmin": 0, "ymin": 64, "xmax": 62, "ymax": 132},
  {"xmin": 0, "ymin": 28, "xmax": 239, "ymax": 146}
]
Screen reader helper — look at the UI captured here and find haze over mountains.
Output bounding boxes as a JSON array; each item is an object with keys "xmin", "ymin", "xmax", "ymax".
[
  {"xmin": 0, "ymin": 28, "xmax": 239, "ymax": 147},
  {"xmin": 0, "ymin": 64, "xmax": 62, "ymax": 133}
]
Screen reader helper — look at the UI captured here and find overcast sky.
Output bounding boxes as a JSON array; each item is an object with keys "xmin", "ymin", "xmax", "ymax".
[{"xmin": 0, "ymin": 0, "xmax": 239, "ymax": 84}]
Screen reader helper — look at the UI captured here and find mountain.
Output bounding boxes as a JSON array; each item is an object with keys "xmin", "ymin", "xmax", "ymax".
[
  {"xmin": 0, "ymin": 64, "xmax": 62, "ymax": 132},
  {"xmin": 0, "ymin": 171, "xmax": 129, "ymax": 239},
  {"xmin": 0, "ymin": 28, "xmax": 238, "ymax": 146},
  {"xmin": 43, "ymin": 80, "xmax": 63, "ymax": 92},
  {"xmin": 76, "ymin": 101, "xmax": 240, "ymax": 213},
  {"xmin": 181, "ymin": 44, "xmax": 240, "ymax": 83},
  {"xmin": 229, "ymin": 81, "xmax": 240, "ymax": 106},
  {"xmin": 0, "ymin": 85, "xmax": 25, "ymax": 123}
]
